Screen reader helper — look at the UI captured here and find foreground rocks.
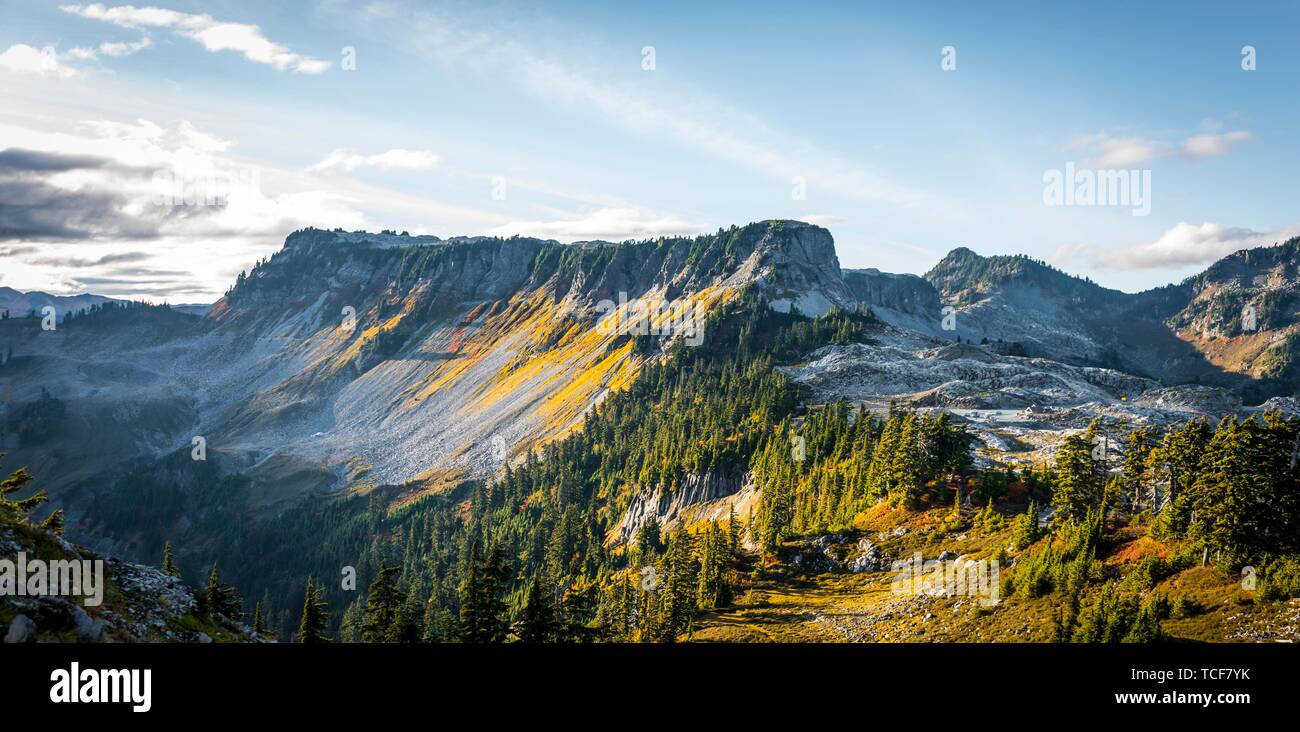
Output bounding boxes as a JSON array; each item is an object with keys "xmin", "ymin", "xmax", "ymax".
[{"xmin": 1, "ymin": 523, "xmax": 257, "ymax": 643}]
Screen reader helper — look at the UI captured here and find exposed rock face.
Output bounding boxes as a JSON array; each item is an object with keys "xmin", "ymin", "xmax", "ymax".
[
  {"xmin": 752, "ymin": 222, "xmax": 855, "ymax": 316},
  {"xmin": 615, "ymin": 472, "xmax": 753, "ymax": 544},
  {"xmin": 920, "ymin": 241, "xmax": 1300, "ymax": 396},
  {"xmin": 785, "ymin": 331, "xmax": 1156, "ymax": 410},
  {"xmin": 1164, "ymin": 237, "xmax": 1300, "ymax": 387},
  {"xmin": 0, "ymin": 524, "xmax": 251, "ymax": 643},
  {"xmin": 842, "ymin": 268, "xmax": 942, "ymax": 333}
]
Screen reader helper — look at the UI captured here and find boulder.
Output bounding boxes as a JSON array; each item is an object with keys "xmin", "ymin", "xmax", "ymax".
[
  {"xmin": 72, "ymin": 606, "xmax": 107, "ymax": 642},
  {"xmin": 849, "ymin": 538, "xmax": 887, "ymax": 573},
  {"xmin": 4, "ymin": 613, "xmax": 36, "ymax": 643}
]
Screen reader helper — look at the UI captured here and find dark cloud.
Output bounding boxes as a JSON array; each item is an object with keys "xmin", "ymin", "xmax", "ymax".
[
  {"xmin": 25, "ymin": 251, "xmax": 154, "ymax": 267},
  {"xmin": 0, "ymin": 245, "xmax": 39, "ymax": 257},
  {"xmin": 0, "ymin": 147, "xmax": 219, "ymax": 242},
  {"xmin": 0, "ymin": 178, "xmax": 158, "ymax": 240},
  {"xmin": 101, "ymin": 266, "xmax": 191, "ymax": 278},
  {"xmin": 64, "ymin": 277, "xmax": 201, "ymax": 297},
  {"xmin": 0, "ymin": 148, "xmax": 115, "ymax": 174}
]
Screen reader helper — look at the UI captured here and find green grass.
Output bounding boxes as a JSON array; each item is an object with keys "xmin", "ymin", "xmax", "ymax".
[{"xmin": 691, "ymin": 503, "xmax": 1298, "ymax": 643}]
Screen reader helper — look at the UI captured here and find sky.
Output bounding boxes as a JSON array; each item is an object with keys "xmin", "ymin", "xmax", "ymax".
[{"xmin": 1, "ymin": 0, "xmax": 1298, "ymax": 302}]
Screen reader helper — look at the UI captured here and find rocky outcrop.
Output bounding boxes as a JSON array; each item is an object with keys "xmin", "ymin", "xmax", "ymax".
[
  {"xmin": 849, "ymin": 538, "xmax": 888, "ymax": 573},
  {"xmin": 615, "ymin": 472, "xmax": 753, "ymax": 544},
  {"xmin": 842, "ymin": 268, "xmax": 942, "ymax": 331},
  {"xmin": 1, "ymin": 523, "xmax": 257, "ymax": 643}
]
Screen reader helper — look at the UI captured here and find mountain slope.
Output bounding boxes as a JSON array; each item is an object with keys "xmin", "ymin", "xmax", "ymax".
[
  {"xmin": 1163, "ymin": 236, "xmax": 1300, "ymax": 387},
  {"xmin": 0, "ymin": 221, "xmax": 854, "ymax": 543},
  {"xmin": 7, "ymin": 219, "xmax": 1300, "ymax": 643},
  {"xmin": 922, "ymin": 247, "xmax": 1265, "ymax": 391}
]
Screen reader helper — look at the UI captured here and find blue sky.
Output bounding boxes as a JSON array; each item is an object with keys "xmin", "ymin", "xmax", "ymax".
[{"xmin": 1, "ymin": 0, "xmax": 1297, "ymax": 301}]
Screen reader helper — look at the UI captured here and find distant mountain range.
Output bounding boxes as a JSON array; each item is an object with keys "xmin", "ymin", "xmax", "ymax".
[
  {"xmin": 4, "ymin": 219, "xmax": 1300, "ymax": 641},
  {"xmin": 0, "ymin": 287, "xmax": 212, "ymax": 319},
  {"xmin": 0, "ymin": 287, "xmax": 117, "ymax": 318}
]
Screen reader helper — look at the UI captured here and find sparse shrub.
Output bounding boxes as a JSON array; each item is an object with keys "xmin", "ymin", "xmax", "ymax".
[
  {"xmin": 1170, "ymin": 593, "xmax": 1200, "ymax": 618},
  {"xmin": 1258, "ymin": 555, "xmax": 1300, "ymax": 601},
  {"xmin": 1012, "ymin": 501, "xmax": 1041, "ymax": 550}
]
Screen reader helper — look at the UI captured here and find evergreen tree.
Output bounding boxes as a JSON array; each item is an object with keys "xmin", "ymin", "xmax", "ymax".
[
  {"xmin": 1052, "ymin": 421, "xmax": 1105, "ymax": 525},
  {"xmin": 199, "ymin": 563, "xmax": 243, "ymax": 620},
  {"xmin": 1123, "ymin": 595, "xmax": 1163, "ymax": 643},
  {"xmin": 695, "ymin": 521, "xmax": 733, "ymax": 609},
  {"xmin": 296, "ymin": 577, "xmax": 331, "ymax": 643},
  {"xmin": 0, "ymin": 455, "xmax": 58, "ymax": 532},
  {"xmin": 339, "ymin": 596, "xmax": 365, "ymax": 643},
  {"xmin": 635, "ymin": 518, "xmax": 664, "ymax": 559},
  {"xmin": 655, "ymin": 530, "xmax": 698, "ymax": 642},
  {"xmin": 558, "ymin": 578, "xmax": 603, "ymax": 642},
  {"xmin": 459, "ymin": 540, "xmax": 511, "ymax": 642},
  {"xmin": 361, "ymin": 564, "xmax": 402, "ymax": 642},
  {"xmin": 385, "ymin": 587, "xmax": 424, "ymax": 643},
  {"xmin": 161, "ymin": 541, "xmax": 181, "ymax": 579},
  {"xmin": 1120, "ymin": 425, "xmax": 1155, "ymax": 511},
  {"xmin": 1012, "ymin": 500, "xmax": 1041, "ymax": 550},
  {"xmin": 518, "ymin": 578, "xmax": 558, "ymax": 642}
]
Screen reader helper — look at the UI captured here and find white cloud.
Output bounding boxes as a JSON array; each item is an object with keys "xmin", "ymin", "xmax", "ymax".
[
  {"xmin": 800, "ymin": 214, "xmax": 847, "ymax": 228},
  {"xmin": 1071, "ymin": 132, "xmax": 1166, "ymax": 167},
  {"xmin": 487, "ymin": 207, "xmax": 703, "ymax": 242},
  {"xmin": 60, "ymin": 4, "xmax": 329, "ymax": 73},
  {"xmin": 1071, "ymin": 127, "xmax": 1250, "ymax": 167},
  {"xmin": 310, "ymin": 149, "xmax": 440, "ymax": 172},
  {"xmin": 67, "ymin": 35, "xmax": 153, "ymax": 61},
  {"xmin": 0, "ymin": 112, "xmax": 517, "ymax": 301},
  {"xmin": 99, "ymin": 36, "xmax": 153, "ymax": 56},
  {"xmin": 0, "ymin": 117, "xmax": 373, "ymax": 299},
  {"xmin": 1056, "ymin": 222, "xmax": 1300, "ymax": 271},
  {"xmin": 1182, "ymin": 130, "xmax": 1250, "ymax": 158},
  {"xmin": 0, "ymin": 44, "xmax": 81, "ymax": 78}
]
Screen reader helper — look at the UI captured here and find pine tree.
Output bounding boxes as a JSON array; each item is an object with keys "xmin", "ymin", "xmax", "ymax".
[
  {"xmin": 1052, "ymin": 421, "xmax": 1105, "ymax": 525},
  {"xmin": 339, "ymin": 596, "xmax": 364, "ymax": 643},
  {"xmin": 1012, "ymin": 500, "xmax": 1040, "ymax": 550},
  {"xmin": 0, "ymin": 456, "xmax": 54, "ymax": 531},
  {"xmin": 199, "ymin": 563, "xmax": 243, "ymax": 620},
  {"xmin": 385, "ymin": 587, "xmax": 424, "ymax": 643},
  {"xmin": 251, "ymin": 602, "xmax": 265, "ymax": 636},
  {"xmin": 518, "ymin": 578, "xmax": 558, "ymax": 642},
  {"xmin": 656, "ymin": 530, "xmax": 698, "ymax": 642},
  {"xmin": 888, "ymin": 412, "xmax": 925, "ymax": 507},
  {"xmin": 296, "ymin": 577, "xmax": 331, "ymax": 643},
  {"xmin": 458, "ymin": 541, "xmax": 484, "ymax": 640},
  {"xmin": 481, "ymin": 541, "xmax": 512, "ymax": 642},
  {"xmin": 1123, "ymin": 595, "xmax": 1163, "ymax": 643},
  {"xmin": 635, "ymin": 518, "xmax": 663, "ymax": 559},
  {"xmin": 459, "ymin": 540, "xmax": 511, "ymax": 642},
  {"xmin": 361, "ymin": 564, "xmax": 402, "ymax": 642},
  {"xmin": 161, "ymin": 541, "xmax": 181, "ymax": 578},
  {"xmin": 695, "ymin": 522, "xmax": 733, "ymax": 610},
  {"xmin": 558, "ymin": 577, "xmax": 604, "ymax": 642}
]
